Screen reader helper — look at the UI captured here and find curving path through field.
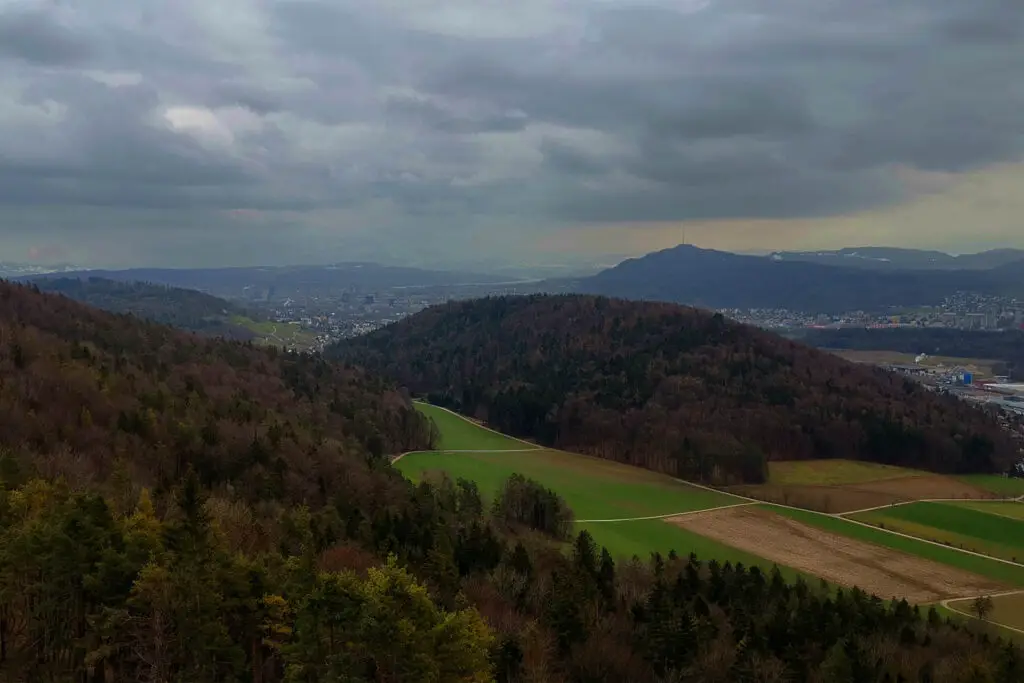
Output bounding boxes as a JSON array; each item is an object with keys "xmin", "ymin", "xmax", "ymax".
[{"xmin": 940, "ymin": 589, "xmax": 1024, "ymax": 637}]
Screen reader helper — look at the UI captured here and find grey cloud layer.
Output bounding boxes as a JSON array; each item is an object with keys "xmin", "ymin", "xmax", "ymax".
[{"xmin": 1, "ymin": 0, "xmax": 1022, "ymax": 265}]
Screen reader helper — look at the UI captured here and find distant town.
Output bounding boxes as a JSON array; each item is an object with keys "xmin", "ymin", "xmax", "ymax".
[
  {"xmin": 249, "ymin": 285, "xmax": 1023, "ymax": 353},
  {"xmin": 722, "ymin": 292, "xmax": 1024, "ymax": 332}
]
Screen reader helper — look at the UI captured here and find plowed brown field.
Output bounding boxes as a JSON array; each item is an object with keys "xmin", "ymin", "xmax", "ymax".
[{"xmin": 669, "ymin": 506, "xmax": 1005, "ymax": 603}]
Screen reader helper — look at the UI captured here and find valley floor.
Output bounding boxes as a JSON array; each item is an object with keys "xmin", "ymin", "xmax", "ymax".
[{"xmin": 399, "ymin": 401, "xmax": 1024, "ymax": 639}]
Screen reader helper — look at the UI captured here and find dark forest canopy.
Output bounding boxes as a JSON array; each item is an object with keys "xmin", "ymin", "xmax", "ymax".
[
  {"xmin": 1, "ymin": 282, "xmax": 1023, "ymax": 681},
  {"xmin": 30, "ymin": 276, "xmax": 260, "ymax": 341},
  {"xmin": 333, "ymin": 294, "xmax": 1020, "ymax": 485},
  {"xmin": 0, "ymin": 279, "xmax": 432, "ymax": 503},
  {"xmin": 794, "ymin": 327, "xmax": 1024, "ymax": 380}
]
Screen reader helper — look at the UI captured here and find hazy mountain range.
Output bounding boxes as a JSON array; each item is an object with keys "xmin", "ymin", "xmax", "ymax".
[
  {"xmin": 572, "ymin": 245, "xmax": 1024, "ymax": 313},
  {"xmin": 15, "ymin": 245, "xmax": 1024, "ymax": 314},
  {"xmin": 769, "ymin": 247, "xmax": 1024, "ymax": 271}
]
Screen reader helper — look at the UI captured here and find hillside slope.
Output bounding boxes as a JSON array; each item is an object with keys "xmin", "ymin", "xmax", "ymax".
[
  {"xmin": 32, "ymin": 276, "xmax": 259, "ymax": 340},
  {"xmin": 575, "ymin": 245, "xmax": 1021, "ymax": 312},
  {"xmin": 332, "ymin": 295, "xmax": 1019, "ymax": 484},
  {"xmin": 0, "ymin": 280, "xmax": 432, "ymax": 503}
]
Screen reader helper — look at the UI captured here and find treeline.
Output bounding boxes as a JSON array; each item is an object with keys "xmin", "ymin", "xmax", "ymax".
[
  {"xmin": 0, "ymin": 282, "xmax": 1021, "ymax": 680},
  {"xmin": 333, "ymin": 295, "xmax": 1020, "ymax": 485},
  {"xmin": 0, "ymin": 280, "xmax": 433, "ymax": 509},
  {"xmin": 795, "ymin": 327, "xmax": 1024, "ymax": 380},
  {"xmin": 31, "ymin": 276, "xmax": 260, "ymax": 341},
  {"xmin": 2, "ymin": 472, "xmax": 1020, "ymax": 682}
]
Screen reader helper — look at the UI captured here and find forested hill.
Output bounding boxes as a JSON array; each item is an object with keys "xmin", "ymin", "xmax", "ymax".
[
  {"xmin": 332, "ymin": 295, "xmax": 1019, "ymax": 484},
  {"xmin": 31, "ymin": 276, "xmax": 259, "ymax": 341},
  {"xmin": 0, "ymin": 280, "xmax": 432, "ymax": 500},
  {"xmin": 573, "ymin": 245, "xmax": 1022, "ymax": 312},
  {"xmin": 2, "ymin": 282, "xmax": 1021, "ymax": 681}
]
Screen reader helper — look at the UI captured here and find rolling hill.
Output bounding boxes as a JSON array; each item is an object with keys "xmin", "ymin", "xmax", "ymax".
[
  {"xmin": 573, "ymin": 245, "xmax": 1023, "ymax": 312},
  {"xmin": 0, "ymin": 279, "xmax": 432, "ymax": 499},
  {"xmin": 31, "ymin": 276, "xmax": 260, "ymax": 341},
  {"xmin": 331, "ymin": 294, "xmax": 1019, "ymax": 485},
  {"xmin": 1, "ymin": 281, "xmax": 1020, "ymax": 680}
]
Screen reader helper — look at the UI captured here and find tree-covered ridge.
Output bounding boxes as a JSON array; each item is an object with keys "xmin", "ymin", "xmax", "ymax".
[
  {"xmin": 0, "ymin": 280, "xmax": 432, "ymax": 507},
  {"xmin": 1, "ymin": 282, "xmax": 1021, "ymax": 681},
  {"xmin": 333, "ymin": 295, "xmax": 1019, "ymax": 485},
  {"xmin": 31, "ymin": 276, "xmax": 260, "ymax": 340}
]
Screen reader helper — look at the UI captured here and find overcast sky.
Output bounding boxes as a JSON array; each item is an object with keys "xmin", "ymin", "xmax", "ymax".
[{"xmin": 1, "ymin": 0, "xmax": 1022, "ymax": 268}]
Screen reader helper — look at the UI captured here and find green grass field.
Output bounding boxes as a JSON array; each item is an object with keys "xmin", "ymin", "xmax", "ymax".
[
  {"xmin": 851, "ymin": 502, "xmax": 1024, "ymax": 563},
  {"xmin": 957, "ymin": 475, "xmax": 1024, "ymax": 497},
  {"xmin": 397, "ymin": 449, "xmax": 741, "ymax": 520},
  {"xmin": 769, "ymin": 505, "xmax": 1024, "ymax": 586},
  {"xmin": 403, "ymin": 403, "xmax": 784, "ymax": 570},
  {"xmin": 578, "ymin": 519, "xmax": 807, "ymax": 583},
  {"xmin": 230, "ymin": 315, "xmax": 318, "ymax": 350},
  {"xmin": 414, "ymin": 403, "xmax": 534, "ymax": 451},
  {"xmin": 768, "ymin": 459, "xmax": 925, "ymax": 486},
  {"xmin": 951, "ymin": 501, "xmax": 1024, "ymax": 521}
]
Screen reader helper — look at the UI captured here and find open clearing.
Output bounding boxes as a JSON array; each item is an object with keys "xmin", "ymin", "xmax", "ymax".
[
  {"xmin": 828, "ymin": 349, "xmax": 1002, "ymax": 379},
  {"xmin": 415, "ymin": 402, "xmax": 537, "ymax": 451},
  {"xmin": 405, "ymin": 402, "xmax": 1024, "ymax": 599},
  {"xmin": 398, "ymin": 448, "xmax": 741, "ymax": 521},
  {"xmin": 732, "ymin": 473, "xmax": 999, "ymax": 513},
  {"xmin": 851, "ymin": 502, "xmax": 1024, "ymax": 563},
  {"xmin": 671, "ymin": 505, "xmax": 1006, "ymax": 603},
  {"xmin": 957, "ymin": 474, "xmax": 1024, "ymax": 497},
  {"xmin": 767, "ymin": 459, "xmax": 926, "ymax": 486}
]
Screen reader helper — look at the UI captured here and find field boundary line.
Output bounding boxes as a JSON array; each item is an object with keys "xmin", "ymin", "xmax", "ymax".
[
  {"xmin": 675, "ymin": 477, "xmax": 1024, "ymax": 571},
  {"xmin": 839, "ymin": 496, "xmax": 1024, "ymax": 516},
  {"xmin": 577, "ymin": 502, "xmax": 755, "ymax": 523},
  {"xmin": 391, "ymin": 448, "xmax": 544, "ymax": 465},
  {"xmin": 413, "ymin": 401, "xmax": 543, "ymax": 449},
  {"xmin": 941, "ymin": 589, "xmax": 1024, "ymax": 636}
]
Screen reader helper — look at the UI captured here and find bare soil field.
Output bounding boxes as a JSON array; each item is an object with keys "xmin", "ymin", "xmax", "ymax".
[
  {"xmin": 670, "ymin": 506, "xmax": 1005, "ymax": 603},
  {"xmin": 829, "ymin": 349, "xmax": 1001, "ymax": 379},
  {"xmin": 730, "ymin": 475, "xmax": 999, "ymax": 513}
]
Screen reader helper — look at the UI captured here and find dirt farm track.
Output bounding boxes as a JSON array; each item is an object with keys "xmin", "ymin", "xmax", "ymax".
[
  {"xmin": 730, "ymin": 474, "xmax": 1000, "ymax": 513},
  {"xmin": 670, "ymin": 506, "xmax": 1006, "ymax": 603}
]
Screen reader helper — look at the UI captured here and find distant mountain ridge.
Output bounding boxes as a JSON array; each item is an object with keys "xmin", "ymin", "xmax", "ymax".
[
  {"xmin": 31, "ymin": 277, "xmax": 261, "ymax": 341},
  {"xmin": 769, "ymin": 247, "xmax": 1024, "ymax": 270},
  {"xmin": 573, "ymin": 245, "xmax": 1024, "ymax": 313},
  {"xmin": 28, "ymin": 262, "xmax": 514, "ymax": 299}
]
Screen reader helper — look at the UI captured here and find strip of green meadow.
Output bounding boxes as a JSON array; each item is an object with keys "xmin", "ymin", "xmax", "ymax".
[
  {"xmin": 577, "ymin": 519, "xmax": 809, "ymax": 584},
  {"xmin": 950, "ymin": 501, "xmax": 1024, "ymax": 521},
  {"xmin": 397, "ymin": 449, "xmax": 741, "ymax": 521},
  {"xmin": 957, "ymin": 474, "xmax": 1024, "ymax": 497},
  {"xmin": 768, "ymin": 505, "xmax": 1024, "ymax": 586},
  {"xmin": 404, "ymin": 403, "xmax": 802, "ymax": 576},
  {"xmin": 414, "ymin": 402, "xmax": 534, "ymax": 451},
  {"xmin": 850, "ymin": 502, "xmax": 1024, "ymax": 563}
]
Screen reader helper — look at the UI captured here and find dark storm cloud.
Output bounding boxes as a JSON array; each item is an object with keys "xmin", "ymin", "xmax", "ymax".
[
  {"xmin": 0, "ymin": 0, "xmax": 1022, "ymax": 266},
  {"xmin": 0, "ymin": 7, "xmax": 93, "ymax": 65}
]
